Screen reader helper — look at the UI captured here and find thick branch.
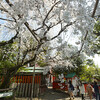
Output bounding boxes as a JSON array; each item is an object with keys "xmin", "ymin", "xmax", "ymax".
[
  {"xmin": 24, "ymin": 22, "xmax": 39, "ymax": 42},
  {"xmin": 91, "ymin": 0, "xmax": 99, "ymax": 17},
  {"xmin": 5, "ymin": 0, "xmax": 13, "ymax": 6}
]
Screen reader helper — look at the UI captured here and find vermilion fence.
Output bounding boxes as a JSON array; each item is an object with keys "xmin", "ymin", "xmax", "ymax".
[
  {"xmin": 53, "ymin": 81, "xmax": 68, "ymax": 91},
  {"xmin": 14, "ymin": 75, "xmax": 41, "ymax": 84},
  {"xmin": 0, "ymin": 74, "xmax": 47, "ymax": 97}
]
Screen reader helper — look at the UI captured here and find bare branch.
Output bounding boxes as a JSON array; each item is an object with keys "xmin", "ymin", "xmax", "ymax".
[
  {"xmin": 24, "ymin": 22, "xmax": 39, "ymax": 42},
  {"xmin": 50, "ymin": 21, "xmax": 76, "ymax": 41},
  {"xmin": 0, "ymin": 7, "xmax": 8, "ymax": 12},
  {"xmin": 43, "ymin": 26, "xmax": 51, "ymax": 36},
  {"xmin": 0, "ymin": 4, "xmax": 17, "ymax": 22},
  {"xmin": 51, "ymin": 20, "xmax": 62, "ymax": 28},
  {"xmin": 32, "ymin": 1, "xmax": 61, "ymax": 36},
  {"xmin": 43, "ymin": 1, "xmax": 60, "ymax": 24},
  {"xmin": 34, "ymin": 20, "xmax": 62, "ymax": 36},
  {"xmin": 91, "ymin": 0, "xmax": 99, "ymax": 17},
  {"xmin": 0, "ymin": 17, "xmax": 14, "ymax": 22},
  {"xmin": 34, "ymin": 26, "xmax": 43, "ymax": 31},
  {"xmin": 5, "ymin": 0, "xmax": 13, "ymax": 6},
  {"xmin": 43, "ymin": 20, "xmax": 63, "ymax": 38}
]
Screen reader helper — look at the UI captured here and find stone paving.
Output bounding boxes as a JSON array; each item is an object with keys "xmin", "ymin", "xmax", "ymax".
[
  {"xmin": 15, "ymin": 87, "xmax": 96, "ymax": 100},
  {"xmin": 37, "ymin": 87, "xmax": 96, "ymax": 100}
]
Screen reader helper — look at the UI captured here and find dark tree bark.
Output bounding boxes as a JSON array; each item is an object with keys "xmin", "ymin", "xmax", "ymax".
[{"xmin": 0, "ymin": 71, "xmax": 14, "ymax": 89}]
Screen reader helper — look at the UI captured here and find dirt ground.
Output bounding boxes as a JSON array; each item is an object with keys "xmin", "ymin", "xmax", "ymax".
[{"xmin": 15, "ymin": 87, "xmax": 96, "ymax": 100}]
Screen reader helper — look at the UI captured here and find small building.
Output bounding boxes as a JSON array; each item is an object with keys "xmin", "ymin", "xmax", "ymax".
[
  {"xmin": 12, "ymin": 66, "xmax": 46, "ymax": 98},
  {"xmin": 65, "ymin": 73, "xmax": 77, "ymax": 79},
  {"xmin": 65, "ymin": 73, "xmax": 79, "ymax": 85}
]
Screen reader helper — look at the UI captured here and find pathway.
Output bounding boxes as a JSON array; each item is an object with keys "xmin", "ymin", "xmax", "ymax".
[
  {"xmin": 16, "ymin": 87, "xmax": 96, "ymax": 100},
  {"xmin": 38, "ymin": 87, "xmax": 96, "ymax": 100}
]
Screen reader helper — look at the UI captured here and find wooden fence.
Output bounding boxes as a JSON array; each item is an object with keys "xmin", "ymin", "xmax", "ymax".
[{"xmin": 0, "ymin": 74, "xmax": 47, "ymax": 98}]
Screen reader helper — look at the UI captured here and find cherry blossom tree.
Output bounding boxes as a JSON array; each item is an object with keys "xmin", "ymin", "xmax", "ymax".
[{"xmin": 0, "ymin": 0, "xmax": 99, "ymax": 90}]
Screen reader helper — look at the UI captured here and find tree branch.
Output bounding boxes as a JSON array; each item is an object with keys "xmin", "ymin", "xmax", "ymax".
[
  {"xmin": 21, "ymin": 47, "xmax": 37, "ymax": 64},
  {"xmin": 24, "ymin": 22, "xmax": 39, "ymax": 42},
  {"xmin": 8, "ymin": 42, "xmax": 42, "ymax": 73},
  {"xmin": 34, "ymin": 26, "xmax": 43, "ymax": 31},
  {"xmin": 0, "ymin": 31, "xmax": 19, "ymax": 46},
  {"xmin": 0, "ymin": 7, "xmax": 9, "ymax": 13},
  {"xmin": 0, "ymin": 3, "xmax": 17, "ymax": 22},
  {"xmin": 93, "ymin": 31, "xmax": 100, "ymax": 36},
  {"xmin": 78, "ymin": 31, "xmax": 88, "ymax": 54},
  {"xmin": 33, "ymin": 2, "xmax": 61, "ymax": 33},
  {"xmin": 50, "ymin": 21, "xmax": 76, "ymax": 41},
  {"xmin": 91, "ymin": 0, "xmax": 99, "ymax": 17},
  {"xmin": 43, "ymin": 1, "xmax": 60, "ymax": 25},
  {"xmin": 5, "ymin": 0, "xmax": 40, "ymax": 43},
  {"xmin": 78, "ymin": 0, "xmax": 99, "ymax": 54},
  {"xmin": 5, "ymin": 0, "xmax": 13, "ymax": 6},
  {"xmin": 0, "ymin": 17, "xmax": 14, "ymax": 22}
]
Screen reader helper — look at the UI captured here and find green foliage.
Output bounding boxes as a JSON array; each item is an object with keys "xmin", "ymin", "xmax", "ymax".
[
  {"xmin": 86, "ymin": 59, "xmax": 94, "ymax": 65},
  {"xmin": 91, "ymin": 20, "xmax": 100, "ymax": 54},
  {"xmin": 90, "ymin": 35, "xmax": 100, "ymax": 54},
  {"xmin": 70, "ymin": 57, "xmax": 100, "ymax": 82},
  {"xmin": 71, "ymin": 56, "xmax": 85, "ymax": 76},
  {"xmin": 79, "ymin": 61, "xmax": 100, "ymax": 82},
  {"xmin": 0, "ymin": 43, "xmax": 17, "ymax": 74},
  {"xmin": 94, "ymin": 20, "xmax": 100, "ymax": 33}
]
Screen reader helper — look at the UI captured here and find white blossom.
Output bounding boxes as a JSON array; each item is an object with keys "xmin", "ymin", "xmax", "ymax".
[{"xmin": 0, "ymin": 0, "xmax": 99, "ymax": 71}]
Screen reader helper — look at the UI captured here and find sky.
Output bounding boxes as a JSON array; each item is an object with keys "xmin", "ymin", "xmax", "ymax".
[{"xmin": 93, "ymin": 54, "xmax": 100, "ymax": 67}]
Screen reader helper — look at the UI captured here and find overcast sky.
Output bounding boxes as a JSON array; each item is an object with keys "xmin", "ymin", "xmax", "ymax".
[{"xmin": 93, "ymin": 54, "xmax": 100, "ymax": 67}]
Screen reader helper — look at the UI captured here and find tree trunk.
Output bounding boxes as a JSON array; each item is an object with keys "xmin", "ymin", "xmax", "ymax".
[
  {"xmin": 0, "ymin": 73, "xmax": 11, "ymax": 89},
  {"xmin": 0, "ymin": 73, "xmax": 14, "ymax": 100},
  {"xmin": 0, "ymin": 69, "xmax": 18, "ymax": 88}
]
